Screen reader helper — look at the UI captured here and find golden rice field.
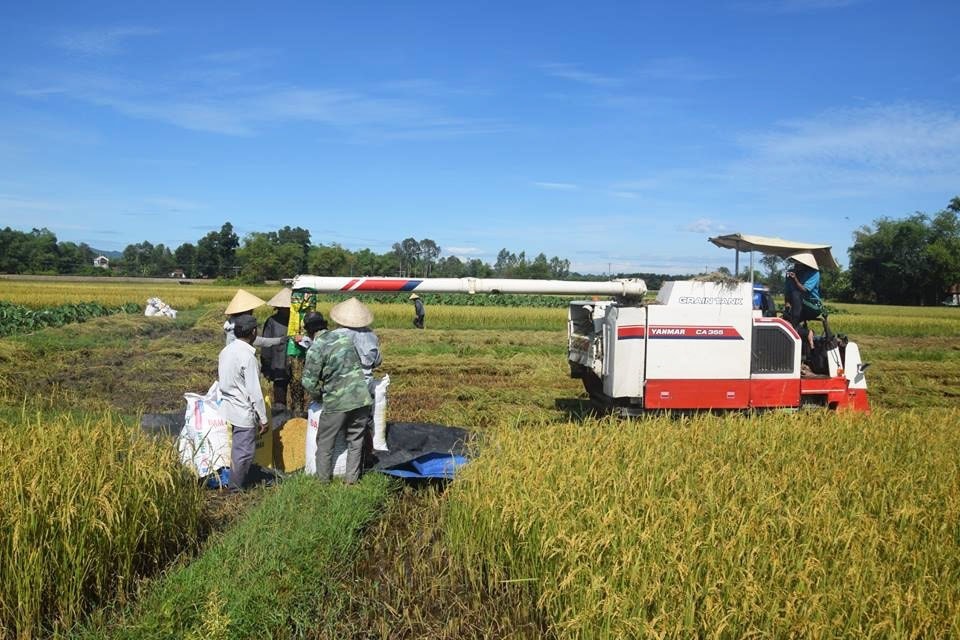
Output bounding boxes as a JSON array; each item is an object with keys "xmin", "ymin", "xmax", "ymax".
[
  {"xmin": 445, "ymin": 410, "xmax": 960, "ymax": 638},
  {"xmin": 0, "ymin": 410, "xmax": 204, "ymax": 639},
  {"xmin": 0, "ymin": 278, "xmax": 958, "ymax": 638}
]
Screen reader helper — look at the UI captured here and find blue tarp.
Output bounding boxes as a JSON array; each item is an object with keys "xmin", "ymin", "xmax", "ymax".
[
  {"xmin": 378, "ymin": 452, "xmax": 469, "ymax": 479},
  {"xmin": 371, "ymin": 422, "xmax": 471, "ymax": 480}
]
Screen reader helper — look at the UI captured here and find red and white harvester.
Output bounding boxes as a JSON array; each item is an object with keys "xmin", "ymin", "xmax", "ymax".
[{"xmin": 291, "ymin": 234, "xmax": 869, "ymax": 415}]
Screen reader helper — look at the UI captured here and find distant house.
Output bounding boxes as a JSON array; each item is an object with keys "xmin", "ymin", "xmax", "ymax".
[
  {"xmin": 169, "ymin": 268, "xmax": 186, "ymax": 279},
  {"xmin": 945, "ymin": 284, "xmax": 960, "ymax": 307},
  {"xmin": 93, "ymin": 256, "xmax": 110, "ymax": 269}
]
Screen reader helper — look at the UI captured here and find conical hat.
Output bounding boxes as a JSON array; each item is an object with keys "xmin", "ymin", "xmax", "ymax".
[
  {"xmin": 788, "ymin": 252, "xmax": 819, "ymax": 270},
  {"xmin": 225, "ymin": 289, "xmax": 266, "ymax": 315},
  {"xmin": 409, "ymin": 293, "xmax": 420, "ymax": 300},
  {"xmin": 266, "ymin": 287, "xmax": 292, "ymax": 308},
  {"xmin": 330, "ymin": 297, "xmax": 373, "ymax": 328}
]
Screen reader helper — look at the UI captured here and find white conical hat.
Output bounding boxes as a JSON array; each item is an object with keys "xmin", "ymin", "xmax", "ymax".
[
  {"xmin": 788, "ymin": 252, "xmax": 819, "ymax": 270},
  {"xmin": 329, "ymin": 297, "xmax": 373, "ymax": 328},
  {"xmin": 409, "ymin": 293, "xmax": 420, "ymax": 300},
  {"xmin": 266, "ymin": 288, "xmax": 292, "ymax": 308},
  {"xmin": 225, "ymin": 289, "xmax": 266, "ymax": 315}
]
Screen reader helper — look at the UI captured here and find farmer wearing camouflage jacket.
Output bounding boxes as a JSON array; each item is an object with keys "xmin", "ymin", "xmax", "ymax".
[{"xmin": 302, "ymin": 297, "xmax": 373, "ymax": 484}]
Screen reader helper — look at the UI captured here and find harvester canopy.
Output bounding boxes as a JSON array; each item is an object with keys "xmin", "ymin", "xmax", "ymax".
[{"xmin": 709, "ymin": 233, "xmax": 840, "ymax": 270}]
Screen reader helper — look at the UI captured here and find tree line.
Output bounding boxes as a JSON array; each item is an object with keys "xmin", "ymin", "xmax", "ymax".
[
  {"xmin": 2, "ymin": 196, "xmax": 957, "ymax": 305},
  {"xmin": 0, "ymin": 224, "xmax": 573, "ymax": 282}
]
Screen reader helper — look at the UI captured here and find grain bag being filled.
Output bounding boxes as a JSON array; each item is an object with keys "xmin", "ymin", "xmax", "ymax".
[{"xmin": 305, "ymin": 401, "xmax": 347, "ymax": 477}]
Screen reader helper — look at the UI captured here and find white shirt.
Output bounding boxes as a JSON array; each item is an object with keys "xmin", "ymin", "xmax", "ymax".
[{"xmin": 218, "ymin": 338, "xmax": 267, "ymax": 429}]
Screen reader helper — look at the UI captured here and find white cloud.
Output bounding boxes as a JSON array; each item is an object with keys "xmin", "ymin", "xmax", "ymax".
[
  {"xmin": 683, "ymin": 218, "xmax": 726, "ymax": 234},
  {"xmin": 540, "ymin": 63, "xmax": 622, "ymax": 87},
  {"xmin": 731, "ymin": 103, "xmax": 960, "ymax": 196},
  {"xmin": 54, "ymin": 27, "xmax": 160, "ymax": 56},
  {"xmin": 141, "ymin": 197, "xmax": 204, "ymax": 212},
  {"xmin": 733, "ymin": 0, "xmax": 863, "ymax": 13},
  {"xmin": 635, "ymin": 57, "xmax": 722, "ymax": 82},
  {"xmin": 10, "ymin": 68, "xmax": 498, "ymax": 138},
  {"xmin": 533, "ymin": 181, "xmax": 579, "ymax": 191},
  {"xmin": 444, "ymin": 246, "xmax": 485, "ymax": 256}
]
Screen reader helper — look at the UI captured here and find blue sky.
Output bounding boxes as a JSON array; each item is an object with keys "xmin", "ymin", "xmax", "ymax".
[{"xmin": 1, "ymin": 0, "xmax": 958, "ymax": 274}]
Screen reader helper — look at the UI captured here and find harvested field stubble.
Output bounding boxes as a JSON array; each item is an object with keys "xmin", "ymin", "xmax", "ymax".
[{"xmin": 445, "ymin": 410, "xmax": 960, "ymax": 638}]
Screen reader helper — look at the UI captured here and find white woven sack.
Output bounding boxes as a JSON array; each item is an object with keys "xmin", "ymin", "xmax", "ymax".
[
  {"xmin": 372, "ymin": 374, "xmax": 390, "ymax": 451},
  {"xmin": 178, "ymin": 382, "xmax": 231, "ymax": 477},
  {"xmin": 304, "ymin": 401, "xmax": 347, "ymax": 477}
]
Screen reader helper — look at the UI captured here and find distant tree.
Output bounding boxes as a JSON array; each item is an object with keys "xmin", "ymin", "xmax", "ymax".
[
  {"xmin": 308, "ymin": 243, "xmax": 353, "ymax": 276},
  {"xmin": 419, "ymin": 238, "xmax": 440, "ymax": 276},
  {"xmin": 465, "ymin": 258, "xmax": 493, "ymax": 278},
  {"xmin": 759, "ymin": 255, "xmax": 785, "ymax": 294},
  {"xmin": 175, "ymin": 243, "xmax": 197, "ymax": 277},
  {"xmin": 25, "ymin": 228, "xmax": 59, "ymax": 273},
  {"xmin": 195, "ymin": 222, "xmax": 239, "ymax": 278},
  {"xmin": 352, "ymin": 248, "xmax": 380, "ymax": 276},
  {"xmin": 275, "ymin": 226, "xmax": 311, "ymax": 273},
  {"xmin": 217, "ymin": 222, "xmax": 240, "ymax": 276},
  {"xmin": 549, "ymin": 256, "xmax": 570, "ymax": 279},
  {"xmin": 528, "ymin": 253, "xmax": 550, "ymax": 279},
  {"xmin": 435, "ymin": 255, "xmax": 465, "ymax": 277},
  {"xmin": 237, "ymin": 233, "xmax": 281, "ymax": 282},
  {"xmin": 848, "ymin": 198, "xmax": 960, "ymax": 305},
  {"xmin": 55, "ymin": 241, "xmax": 91, "ymax": 274}
]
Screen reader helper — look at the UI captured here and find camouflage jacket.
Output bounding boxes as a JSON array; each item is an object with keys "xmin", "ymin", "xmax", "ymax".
[{"xmin": 301, "ymin": 329, "xmax": 372, "ymax": 413}]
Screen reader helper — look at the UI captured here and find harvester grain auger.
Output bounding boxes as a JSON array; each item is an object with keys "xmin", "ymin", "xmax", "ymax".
[{"xmin": 292, "ymin": 236, "xmax": 869, "ymax": 416}]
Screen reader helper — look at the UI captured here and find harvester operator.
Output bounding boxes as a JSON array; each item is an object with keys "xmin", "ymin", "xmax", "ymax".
[{"xmin": 784, "ymin": 252, "xmax": 823, "ymax": 349}]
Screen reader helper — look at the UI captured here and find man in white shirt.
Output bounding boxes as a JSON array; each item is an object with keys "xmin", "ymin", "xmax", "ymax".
[{"xmin": 218, "ymin": 314, "xmax": 269, "ymax": 491}]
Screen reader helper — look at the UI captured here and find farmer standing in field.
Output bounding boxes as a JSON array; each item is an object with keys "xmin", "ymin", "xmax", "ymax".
[
  {"xmin": 329, "ymin": 297, "xmax": 382, "ymax": 389},
  {"xmin": 260, "ymin": 288, "xmax": 293, "ymax": 414},
  {"xmin": 409, "ymin": 293, "xmax": 425, "ymax": 329},
  {"xmin": 223, "ymin": 288, "xmax": 290, "ymax": 348},
  {"xmin": 218, "ymin": 314, "xmax": 269, "ymax": 491},
  {"xmin": 302, "ymin": 299, "xmax": 373, "ymax": 484}
]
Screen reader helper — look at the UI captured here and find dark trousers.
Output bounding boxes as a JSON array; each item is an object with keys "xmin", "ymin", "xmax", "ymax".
[
  {"xmin": 271, "ymin": 379, "xmax": 289, "ymax": 409},
  {"xmin": 230, "ymin": 425, "xmax": 257, "ymax": 490},
  {"xmin": 788, "ymin": 290, "xmax": 821, "ymax": 324},
  {"xmin": 413, "ymin": 316, "xmax": 425, "ymax": 329},
  {"xmin": 314, "ymin": 405, "xmax": 371, "ymax": 484}
]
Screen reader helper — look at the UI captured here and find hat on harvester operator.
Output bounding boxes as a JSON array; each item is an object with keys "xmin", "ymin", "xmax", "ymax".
[
  {"xmin": 408, "ymin": 293, "xmax": 420, "ymax": 300},
  {"xmin": 330, "ymin": 297, "xmax": 373, "ymax": 329},
  {"xmin": 232, "ymin": 314, "xmax": 259, "ymax": 338},
  {"xmin": 788, "ymin": 252, "xmax": 819, "ymax": 271},
  {"xmin": 225, "ymin": 289, "xmax": 266, "ymax": 315},
  {"xmin": 266, "ymin": 287, "xmax": 292, "ymax": 308}
]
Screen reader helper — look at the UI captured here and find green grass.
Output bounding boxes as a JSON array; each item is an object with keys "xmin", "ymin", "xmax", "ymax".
[{"xmin": 92, "ymin": 474, "xmax": 392, "ymax": 639}]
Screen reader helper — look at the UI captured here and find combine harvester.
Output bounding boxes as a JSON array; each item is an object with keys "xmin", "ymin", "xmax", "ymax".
[{"xmin": 292, "ymin": 234, "xmax": 869, "ymax": 416}]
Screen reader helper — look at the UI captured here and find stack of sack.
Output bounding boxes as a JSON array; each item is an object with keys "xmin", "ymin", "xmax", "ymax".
[{"xmin": 145, "ymin": 297, "xmax": 178, "ymax": 318}]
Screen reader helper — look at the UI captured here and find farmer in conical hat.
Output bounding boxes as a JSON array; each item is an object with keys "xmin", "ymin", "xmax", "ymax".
[
  {"xmin": 409, "ymin": 292, "xmax": 425, "ymax": 329},
  {"xmin": 329, "ymin": 298, "xmax": 381, "ymax": 387},
  {"xmin": 302, "ymin": 297, "xmax": 373, "ymax": 484},
  {"xmin": 785, "ymin": 252, "xmax": 823, "ymax": 350},
  {"xmin": 260, "ymin": 288, "xmax": 294, "ymax": 414},
  {"xmin": 223, "ymin": 288, "xmax": 289, "ymax": 349}
]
